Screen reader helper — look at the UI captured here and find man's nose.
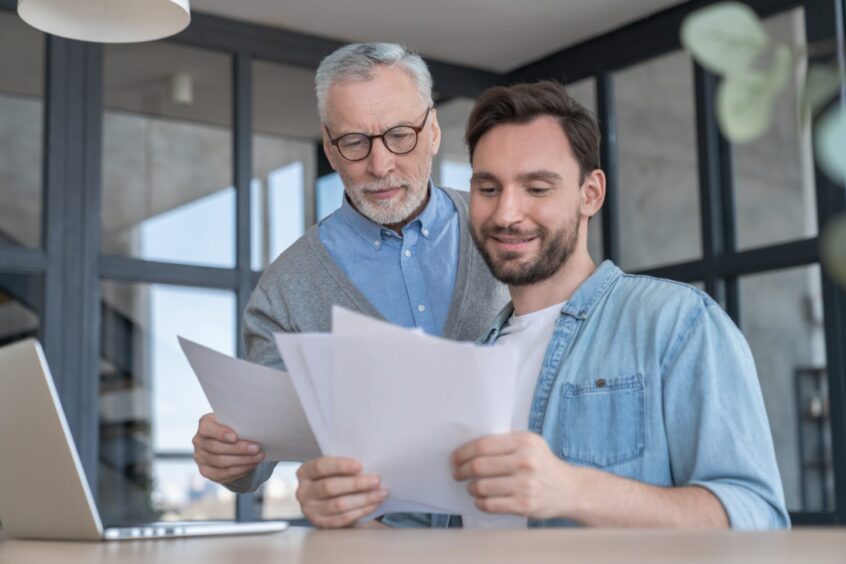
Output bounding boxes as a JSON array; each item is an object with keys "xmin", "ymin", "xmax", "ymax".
[
  {"xmin": 366, "ymin": 138, "xmax": 397, "ymax": 178},
  {"xmin": 490, "ymin": 188, "xmax": 525, "ymax": 227}
]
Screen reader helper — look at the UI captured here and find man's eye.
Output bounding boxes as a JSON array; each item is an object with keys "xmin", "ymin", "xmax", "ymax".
[
  {"xmin": 387, "ymin": 131, "xmax": 413, "ymax": 142},
  {"xmin": 476, "ymin": 186, "xmax": 498, "ymax": 195},
  {"xmin": 528, "ymin": 187, "xmax": 550, "ymax": 195},
  {"xmin": 340, "ymin": 138, "xmax": 365, "ymax": 149}
]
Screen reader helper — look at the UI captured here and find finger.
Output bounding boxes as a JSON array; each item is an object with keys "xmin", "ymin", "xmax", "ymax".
[
  {"xmin": 467, "ymin": 477, "xmax": 517, "ymax": 499},
  {"xmin": 307, "ymin": 488, "xmax": 389, "ymax": 518},
  {"xmin": 453, "ymin": 453, "xmax": 518, "ymax": 481},
  {"xmin": 451, "ymin": 434, "xmax": 520, "ymax": 467},
  {"xmin": 297, "ymin": 457, "xmax": 363, "ymax": 481},
  {"xmin": 199, "ymin": 463, "xmax": 259, "ymax": 484},
  {"xmin": 303, "ymin": 474, "xmax": 381, "ymax": 501},
  {"xmin": 196, "ymin": 437, "xmax": 262, "ymax": 456},
  {"xmin": 311, "ymin": 501, "xmax": 384, "ymax": 530},
  {"xmin": 198, "ymin": 413, "xmax": 239, "ymax": 443},
  {"xmin": 195, "ymin": 450, "xmax": 265, "ymax": 470},
  {"xmin": 474, "ymin": 495, "xmax": 520, "ymax": 515}
]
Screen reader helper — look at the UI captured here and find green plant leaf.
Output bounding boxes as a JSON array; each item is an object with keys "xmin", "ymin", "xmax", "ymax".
[
  {"xmin": 716, "ymin": 45, "xmax": 792, "ymax": 143},
  {"xmin": 680, "ymin": 1, "xmax": 770, "ymax": 76},
  {"xmin": 815, "ymin": 105, "xmax": 846, "ymax": 185},
  {"xmin": 821, "ymin": 213, "xmax": 846, "ymax": 287}
]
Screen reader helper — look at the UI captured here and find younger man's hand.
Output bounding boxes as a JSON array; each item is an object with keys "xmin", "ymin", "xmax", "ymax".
[
  {"xmin": 296, "ymin": 457, "xmax": 388, "ymax": 528},
  {"xmin": 452, "ymin": 431, "xmax": 574, "ymax": 520}
]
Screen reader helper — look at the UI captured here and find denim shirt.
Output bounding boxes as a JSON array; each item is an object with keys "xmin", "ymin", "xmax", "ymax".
[{"xmin": 382, "ymin": 261, "xmax": 789, "ymax": 530}]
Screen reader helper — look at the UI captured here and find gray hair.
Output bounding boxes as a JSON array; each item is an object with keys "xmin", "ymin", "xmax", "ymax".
[{"xmin": 315, "ymin": 42, "xmax": 434, "ymax": 123}]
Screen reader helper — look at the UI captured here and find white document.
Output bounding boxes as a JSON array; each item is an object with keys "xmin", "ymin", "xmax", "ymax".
[
  {"xmin": 327, "ymin": 307, "xmax": 520, "ymax": 517},
  {"xmin": 332, "ymin": 305, "xmax": 424, "ymax": 337},
  {"xmin": 272, "ymin": 333, "xmax": 333, "ymax": 453},
  {"xmin": 178, "ymin": 336, "xmax": 321, "ymax": 462}
]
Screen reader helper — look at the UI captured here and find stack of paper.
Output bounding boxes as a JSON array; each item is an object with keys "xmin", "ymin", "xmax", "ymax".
[{"xmin": 179, "ymin": 306, "xmax": 520, "ymax": 520}]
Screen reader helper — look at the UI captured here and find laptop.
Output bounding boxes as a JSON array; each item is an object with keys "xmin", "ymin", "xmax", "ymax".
[{"xmin": 0, "ymin": 338, "xmax": 289, "ymax": 541}]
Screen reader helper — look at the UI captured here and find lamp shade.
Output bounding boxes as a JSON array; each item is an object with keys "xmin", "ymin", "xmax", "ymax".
[{"xmin": 17, "ymin": 0, "xmax": 190, "ymax": 43}]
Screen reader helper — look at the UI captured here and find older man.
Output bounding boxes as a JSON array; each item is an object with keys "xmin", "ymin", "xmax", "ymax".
[
  {"xmin": 190, "ymin": 43, "xmax": 507, "ymax": 507},
  {"xmin": 299, "ymin": 81, "xmax": 789, "ymax": 530}
]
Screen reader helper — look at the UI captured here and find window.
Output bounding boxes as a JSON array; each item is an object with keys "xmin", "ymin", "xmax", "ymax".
[
  {"xmin": 258, "ymin": 463, "xmax": 304, "ymax": 520},
  {"xmin": 433, "ymin": 97, "xmax": 475, "ymax": 192},
  {"xmin": 101, "ymin": 42, "xmax": 234, "ymax": 268},
  {"xmin": 251, "ymin": 61, "xmax": 318, "ymax": 270},
  {"xmin": 0, "ymin": 12, "xmax": 44, "ymax": 249},
  {"xmin": 99, "ymin": 281, "xmax": 237, "ymax": 524},
  {"xmin": 740, "ymin": 265, "xmax": 833, "ymax": 512},
  {"xmin": 614, "ymin": 51, "xmax": 702, "ymax": 271},
  {"xmin": 316, "ymin": 173, "xmax": 345, "ymax": 221},
  {"xmin": 733, "ymin": 8, "xmax": 818, "ymax": 251}
]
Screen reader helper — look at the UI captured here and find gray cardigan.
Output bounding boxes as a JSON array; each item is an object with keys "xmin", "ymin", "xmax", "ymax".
[{"xmin": 228, "ymin": 186, "xmax": 509, "ymax": 493}]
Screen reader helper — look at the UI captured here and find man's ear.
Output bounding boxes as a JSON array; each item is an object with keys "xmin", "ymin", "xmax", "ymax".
[
  {"xmin": 581, "ymin": 169, "xmax": 606, "ymax": 219},
  {"xmin": 429, "ymin": 108, "xmax": 442, "ymax": 156},
  {"xmin": 322, "ymin": 127, "xmax": 339, "ymax": 172}
]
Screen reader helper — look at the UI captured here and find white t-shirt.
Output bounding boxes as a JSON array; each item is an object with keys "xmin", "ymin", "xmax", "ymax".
[
  {"xmin": 462, "ymin": 300, "xmax": 565, "ymax": 529},
  {"xmin": 498, "ymin": 300, "xmax": 566, "ymax": 431}
]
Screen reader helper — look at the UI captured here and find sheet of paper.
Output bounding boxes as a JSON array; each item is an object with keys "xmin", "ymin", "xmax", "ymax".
[
  {"xmin": 178, "ymin": 336, "xmax": 321, "ymax": 462},
  {"xmin": 273, "ymin": 332, "xmax": 332, "ymax": 453},
  {"xmin": 330, "ymin": 329, "xmax": 519, "ymax": 516},
  {"xmin": 332, "ymin": 305, "xmax": 425, "ymax": 338}
]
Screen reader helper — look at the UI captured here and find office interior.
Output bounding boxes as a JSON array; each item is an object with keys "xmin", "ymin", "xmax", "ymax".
[{"xmin": 0, "ymin": 0, "xmax": 844, "ymax": 530}]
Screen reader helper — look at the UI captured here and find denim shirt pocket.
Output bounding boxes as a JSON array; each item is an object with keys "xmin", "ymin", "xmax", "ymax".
[{"xmin": 557, "ymin": 374, "xmax": 645, "ymax": 468}]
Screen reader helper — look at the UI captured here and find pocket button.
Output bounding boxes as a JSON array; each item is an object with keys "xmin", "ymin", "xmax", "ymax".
[{"xmin": 595, "ymin": 378, "xmax": 606, "ymax": 388}]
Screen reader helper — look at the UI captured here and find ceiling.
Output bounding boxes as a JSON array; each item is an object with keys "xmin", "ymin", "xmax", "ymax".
[{"xmin": 191, "ymin": 0, "xmax": 685, "ymax": 72}]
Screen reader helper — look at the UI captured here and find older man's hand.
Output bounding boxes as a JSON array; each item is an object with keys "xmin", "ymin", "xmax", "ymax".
[{"xmin": 192, "ymin": 413, "xmax": 265, "ymax": 484}]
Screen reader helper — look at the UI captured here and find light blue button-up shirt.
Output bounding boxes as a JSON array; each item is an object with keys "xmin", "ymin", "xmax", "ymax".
[
  {"xmin": 383, "ymin": 261, "xmax": 790, "ymax": 530},
  {"xmin": 318, "ymin": 183, "xmax": 459, "ymax": 336}
]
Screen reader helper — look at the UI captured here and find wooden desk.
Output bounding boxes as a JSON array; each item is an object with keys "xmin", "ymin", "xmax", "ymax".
[{"xmin": 1, "ymin": 527, "xmax": 845, "ymax": 563}]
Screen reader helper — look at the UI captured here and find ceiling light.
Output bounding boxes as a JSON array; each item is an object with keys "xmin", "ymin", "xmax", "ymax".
[{"xmin": 17, "ymin": 0, "xmax": 190, "ymax": 43}]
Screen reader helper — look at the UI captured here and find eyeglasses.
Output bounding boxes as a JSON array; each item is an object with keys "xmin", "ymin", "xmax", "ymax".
[{"xmin": 326, "ymin": 107, "xmax": 433, "ymax": 162}]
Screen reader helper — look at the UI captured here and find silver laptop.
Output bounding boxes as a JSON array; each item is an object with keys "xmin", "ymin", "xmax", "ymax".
[{"xmin": 0, "ymin": 338, "xmax": 289, "ymax": 541}]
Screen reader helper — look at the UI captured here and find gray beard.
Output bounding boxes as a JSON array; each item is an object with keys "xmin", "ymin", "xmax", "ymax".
[{"xmin": 350, "ymin": 181, "xmax": 428, "ymax": 225}]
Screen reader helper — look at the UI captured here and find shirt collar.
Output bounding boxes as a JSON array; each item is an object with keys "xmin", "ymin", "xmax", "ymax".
[
  {"xmin": 411, "ymin": 180, "xmax": 440, "ymax": 240},
  {"xmin": 337, "ymin": 180, "xmax": 440, "ymax": 250},
  {"xmin": 480, "ymin": 261, "xmax": 623, "ymax": 344}
]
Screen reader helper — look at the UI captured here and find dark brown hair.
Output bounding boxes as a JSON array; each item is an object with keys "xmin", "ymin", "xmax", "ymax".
[{"xmin": 465, "ymin": 80, "xmax": 601, "ymax": 182}]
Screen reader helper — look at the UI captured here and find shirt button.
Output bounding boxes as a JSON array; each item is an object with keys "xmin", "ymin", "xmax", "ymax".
[
  {"xmin": 374, "ymin": 240, "xmax": 381, "ymax": 248},
  {"xmin": 422, "ymin": 228, "xmax": 430, "ymax": 236},
  {"xmin": 595, "ymin": 378, "xmax": 606, "ymax": 388},
  {"xmin": 418, "ymin": 304, "xmax": 426, "ymax": 312},
  {"xmin": 404, "ymin": 249, "xmax": 412, "ymax": 257}
]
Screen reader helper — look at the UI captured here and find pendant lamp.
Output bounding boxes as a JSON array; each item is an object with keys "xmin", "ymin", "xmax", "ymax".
[{"xmin": 18, "ymin": 0, "xmax": 190, "ymax": 43}]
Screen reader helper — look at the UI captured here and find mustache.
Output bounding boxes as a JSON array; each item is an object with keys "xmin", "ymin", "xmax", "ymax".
[
  {"xmin": 481, "ymin": 225, "xmax": 543, "ymax": 239},
  {"xmin": 357, "ymin": 177, "xmax": 410, "ymax": 193}
]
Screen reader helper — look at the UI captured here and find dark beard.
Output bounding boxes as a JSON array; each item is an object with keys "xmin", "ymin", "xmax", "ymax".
[{"xmin": 471, "ymin": 211, "xmax": 579, "ymax": 286}]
